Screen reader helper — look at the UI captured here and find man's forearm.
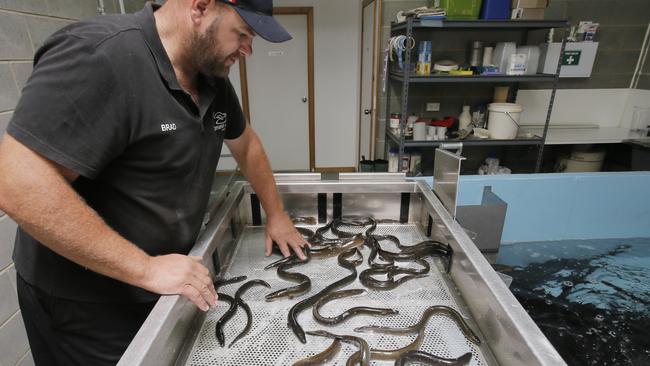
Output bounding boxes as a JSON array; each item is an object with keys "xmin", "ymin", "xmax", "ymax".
[
  {"xmin": 0, "ymin": 136, "xmax": 150, "ymax": 288},
  {"xmin": 0, "ymin": 135, "xmax": 217, "ymax": 310},
  {"xmin": 226, "ymin": 127, "xmax": 308, "ymax": 258}
]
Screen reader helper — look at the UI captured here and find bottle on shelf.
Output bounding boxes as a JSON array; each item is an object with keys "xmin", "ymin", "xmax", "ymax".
[
  {"xmin": 459, "ymin": 105, "xmax": 472, "ymax": 131},
  {"xmin": 388, "ymin": 149, "xmax": 399, "ymax": 172}
]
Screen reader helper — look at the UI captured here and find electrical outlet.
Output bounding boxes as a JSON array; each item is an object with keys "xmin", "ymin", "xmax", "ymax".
[{"xmin": 426, "ymin": 102, "xmax": 440, "ymax": 111}]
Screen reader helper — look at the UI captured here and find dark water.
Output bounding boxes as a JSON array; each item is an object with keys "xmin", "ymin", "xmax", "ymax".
[{"xmin": 497, "ymin": 238, "xmax": 650, "ymax": 366}]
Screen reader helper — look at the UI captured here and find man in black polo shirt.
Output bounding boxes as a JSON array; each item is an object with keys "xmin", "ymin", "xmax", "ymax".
[{"xmin": 0, "ymin": 0, "xmax": 308, "ymax": 364}]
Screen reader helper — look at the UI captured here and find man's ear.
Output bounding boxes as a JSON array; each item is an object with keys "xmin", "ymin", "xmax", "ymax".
[{"xmin": 189, "ymin": 0, "xmax": 212, "ymax": 25}]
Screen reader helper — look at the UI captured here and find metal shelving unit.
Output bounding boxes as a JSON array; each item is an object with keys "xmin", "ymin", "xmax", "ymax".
[
  {"xmin": 386, "ymin": 17, "xmax": 569, "ymax": 173},
  {"xmin": 390, "ymin": 71, "xmax": 558, "ymax": 83},
  {"xmin": 392, "ymin": 19, "xmax": 569, "ymax": 31},
  {"xmin": 386, "ymin": 127, "xmax": 543, "ymax": 147}
]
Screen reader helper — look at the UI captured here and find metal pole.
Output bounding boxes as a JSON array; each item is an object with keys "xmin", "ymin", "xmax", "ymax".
[
  {"xmin": 535, "ymin": 22, "xmax": 569, "ymax": 172},
  {"xmin": 398, "ymin": 17, "xmax": 413, "ymax": 173},
  {"xmin": 118, "ymin": 0, "xmax": 126, "ymax": 14},
  {"xmin": 97, "ymin": 0, "xmax": 106, "ymax": 15}
]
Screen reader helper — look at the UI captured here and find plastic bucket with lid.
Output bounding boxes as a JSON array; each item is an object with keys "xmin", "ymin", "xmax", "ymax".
[{"xmin": 487, "ymin": 103, "xmax": 523, "ymax": 139}]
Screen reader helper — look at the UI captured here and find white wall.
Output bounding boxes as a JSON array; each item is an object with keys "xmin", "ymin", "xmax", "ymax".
[
  {"xmin": 517, "ymin": 89, "xmax": 631, "ymax": 127},
  {"xmin": 218, "ymin": 0, "xmax": 362, "ymax": 171},
  {"xmin": 275, "ymin": 0, "xmax": 362, "ymax": 169},
  {"xmin": 514, "ymin": 88, "xmax": 650, "ymax": 144},
  {"xmin": 517, "ymin": 88, "xmax": 650, "ymax": 129},
  {"xmin": 266, "ymin": 0, "xmax": 362, "ymax": 169}
]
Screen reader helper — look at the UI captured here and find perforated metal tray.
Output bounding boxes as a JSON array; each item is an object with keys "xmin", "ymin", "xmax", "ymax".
[{"xmin": 185, "ymin": 224, "xmax": 489, "ymax": 366}]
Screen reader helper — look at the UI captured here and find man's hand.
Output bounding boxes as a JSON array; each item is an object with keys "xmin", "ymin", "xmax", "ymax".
[
  {"xmin": 265, "ymin": 212, "xmax": 309, "ymax": 260},
  {"xmin": 139, "ymin": 254, "xmax": 217, "ymax": 311}
]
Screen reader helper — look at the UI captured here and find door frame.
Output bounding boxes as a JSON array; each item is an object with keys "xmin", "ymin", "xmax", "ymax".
[
  {"xmin": 238, "ymin": 7, "xmax": 315, "ymax": 171},
  {"xmin": 359, "ymin": 0, "xmax": 382, "ymax": 159}
]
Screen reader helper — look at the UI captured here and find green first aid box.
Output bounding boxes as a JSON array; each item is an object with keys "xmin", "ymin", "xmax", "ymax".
[
  {"xmin": 538, "ymin": 42, "xmax": 599, "ymax": 78},
  {"xmin": 439, "ymin": 0, "xmax": 482, "ymax": 20}
]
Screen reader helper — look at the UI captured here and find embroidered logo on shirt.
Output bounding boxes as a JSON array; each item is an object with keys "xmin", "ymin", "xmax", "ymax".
[
  {"xmin": 213, "ymin": 112, "xmax": 227, "ymax": 132},
  {"xmin": 161, "ymin": 123, "xmax": 177, "ymax": 132}
]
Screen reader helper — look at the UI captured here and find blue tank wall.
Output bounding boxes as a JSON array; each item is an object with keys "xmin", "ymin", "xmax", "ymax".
[{"xmin": 415, "ymin": 172, "xmax": 650, "ymax": 243}]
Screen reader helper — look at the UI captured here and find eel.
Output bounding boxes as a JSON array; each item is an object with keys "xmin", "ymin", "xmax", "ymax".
[
  {"xmin": 394, "ymin": 350, "xmax": 473, "ymax": 366},
  {"xmin": 288, "ymin": 246, "xmax": 364, "ymax": 343},
  {"xmin": 229, "ymin": 279, "xmax": 271, "ymax": 348},
  {"xmin": 306, "ymin": 330, "xmax": 371, "ymax": 366},
  {"xmin": 379, "ymin": 240, "xmax": 453, "ymax": 273},
  {"xmin": 291, "ymin": 339, "xmax": 342, "ymax": 366},
  {"xmin": 214, "ymin": 293, "xmax": 236, "ymax": 347},
  {"xmin": 331, "ymin": 217, "xmax": 375, "ymax": 238},
  {"xmin": 349, "ymin": 328, "xmax": 425, "ymax": 363},
  {"xmin": 312, "ymin": 288, "xmax": 398, "ymax": 325},
  {"xmin": 310, "ymin": 234, "xmax": 365, "ymax": 259},
  {"xmin": 359, "ymin": 262, "xmax": 429, "ymax": 291},
  {"xmin": 265, "ymin": 253, "xmax": 312, "ymax": 301},
  {"xmin": 354, "ymin": 305, "xmax": 481, "ymax": 345},
  {"xmin": 296, "ymin": 226, "xmax": 316, "ymax": 239},
  {"xmin": 214, "ymin": 275, "xmax": 247, "ymax": 288}
]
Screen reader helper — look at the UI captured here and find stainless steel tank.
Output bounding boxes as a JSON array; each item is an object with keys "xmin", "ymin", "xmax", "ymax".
[{"xmin": 119, "ymin": 173, "xmax": 565, "ymax": 366}]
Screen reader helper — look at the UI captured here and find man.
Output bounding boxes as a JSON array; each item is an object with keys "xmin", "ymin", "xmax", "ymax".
[{"xmin": 0, "ymin": 0, "xmax": 308, "ymax": 364}]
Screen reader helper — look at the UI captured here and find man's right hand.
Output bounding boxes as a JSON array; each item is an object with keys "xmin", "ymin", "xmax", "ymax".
[{"xmin": 139, "ymin": 254, "xmax": 217, "ymax": 311}]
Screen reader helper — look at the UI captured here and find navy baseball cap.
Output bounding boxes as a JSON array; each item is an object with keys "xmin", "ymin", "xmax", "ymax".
[{"xmin": 218, "ymin": 0, "xmax": 292, "ymax": 43}]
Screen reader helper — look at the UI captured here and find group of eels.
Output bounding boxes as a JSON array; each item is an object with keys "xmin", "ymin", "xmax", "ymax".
[
  {"xmin": 213, "ymin": 276, "xmax": 271, "ymax": 348},
  {"xmin": 214, "ymin": 217, "xmax": 479, "ymax": 365}
]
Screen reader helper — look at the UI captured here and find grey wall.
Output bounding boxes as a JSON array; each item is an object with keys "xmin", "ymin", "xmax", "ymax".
[
  {"xmin": 0, "ymin": 1, "xmax": 144, "ymax": 365},
  {"xmin": 375, "ymin": 0, "xmax": 650, "ymax": 158},
  {"xmin": 540, "ymin": 0, "xmax": 650, "ymax": 89}
]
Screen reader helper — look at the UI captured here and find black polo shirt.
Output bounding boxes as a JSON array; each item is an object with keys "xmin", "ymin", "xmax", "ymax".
[{"xmin": 7, "ymin": 3, "xmax": 246, "ymax": 302}]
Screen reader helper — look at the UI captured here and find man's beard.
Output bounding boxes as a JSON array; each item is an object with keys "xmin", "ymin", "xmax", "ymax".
[{"xmin": 189, "ymin": 18, "xmax": 232, "ymax": 78}]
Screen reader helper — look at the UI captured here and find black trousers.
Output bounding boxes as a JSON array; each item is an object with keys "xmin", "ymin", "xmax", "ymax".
[{"xmin": 17, "ymin": 275, "xmax": 156, "ymax": 366}]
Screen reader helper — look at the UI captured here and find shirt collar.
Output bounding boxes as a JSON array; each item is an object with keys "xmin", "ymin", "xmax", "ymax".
[
  {"xmin": 135, "ymin": 3, "xmax": 183, "ymax": 91},
  {"xmin": 135, "ymin": 3, "xmax": 222, "ymax": 120}
]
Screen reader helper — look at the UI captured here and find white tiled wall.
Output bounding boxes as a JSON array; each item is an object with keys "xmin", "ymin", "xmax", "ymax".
[{"xmin": 0, "ymin": 2, "xmax": 146, "ymax": 365}]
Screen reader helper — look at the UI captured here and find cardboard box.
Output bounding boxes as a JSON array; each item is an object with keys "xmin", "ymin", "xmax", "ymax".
[
  {"xmin": 538, "ymin": 42, "xmax": 599, "ymax": 78},
  {"xmin": 511, "ymin": 8, "xmax": 545, "ymax": 19},
  {"xmin": 511, "ymin": 0, "xmax": 548, "ymax": 8}
]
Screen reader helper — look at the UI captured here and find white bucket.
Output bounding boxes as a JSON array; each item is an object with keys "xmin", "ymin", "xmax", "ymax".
[
  {"xmin": 566, "ymin": 150, "xmax": 606, "ymax": 172},
  {"xmin": 487, "ymin": 103, "xmax": 523, "ymax": 139}
]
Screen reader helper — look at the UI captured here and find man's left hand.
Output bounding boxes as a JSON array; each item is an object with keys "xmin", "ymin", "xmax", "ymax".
[{"xmin": 264, "ymin": 212, "xmax": 309, "ymax": 260}]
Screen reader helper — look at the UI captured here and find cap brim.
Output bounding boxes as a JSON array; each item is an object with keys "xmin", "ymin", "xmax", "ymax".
[{"xmin": 233, "ymin": 8, "xmax": 292, "ymax": 43}]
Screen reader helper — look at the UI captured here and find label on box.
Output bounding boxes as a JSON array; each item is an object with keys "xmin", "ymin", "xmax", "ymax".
[
  {"xmin": 562, "ymin": 50, "xmax": 582, "ymax": 66},
  {"xmin": 511, "ymin": 0, "xmax": 548, "ymax": 8},
  {"xmin": 511, "ymin": 7, "xmax": 545, "ymax": 19}
]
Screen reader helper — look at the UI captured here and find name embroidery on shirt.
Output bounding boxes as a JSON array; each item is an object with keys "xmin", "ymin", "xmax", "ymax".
[
  {"xmin": 213, "ymin": 112, "xmax": 227, "ymax": 132},
  {"xmin": 161, "ymin": 123, "xmax": 177, "ymax": 132}
]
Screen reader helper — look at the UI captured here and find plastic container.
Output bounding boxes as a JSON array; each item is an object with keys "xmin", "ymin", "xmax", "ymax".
[
  {"xmin": 388, "ymin": 149, "xmax": 398, "ymax": 172},
  {"xmin": 487, "ymin": 103, "xmax": 523, "ymax": 139},
  {"xmin": 374, "ymin": 159, "xmax": 389, "ymax": 172},
  {"xmin": 492, "ymin": 42, "xmax": 517, "ymax": 74},
  {"xmin": 413, "ymin": 121, "xmax": 428, "ymax": 140},
  {"xmin": 517, "ymin": 45, "xmax": 540, "ymax": 75},
  {"xmin": 557, "ymin": 149, "xmax": 606, "ymax": 172},
  {"xmin": 482, "ymin": 46, "xmax": 494, "ymax": 66},
  {"xmin": 480, "ymin": 0, "xmax": 510, "ymax": 19},
  {"xmin": 439, "ymin": 0, "xmax": 483, "ymax": 20},
  {"xmin": 459, "ymin": 105, "xmax": 472, "ymax": 130},
  {"xmin": 416, "ymin": 41, "xmax": 432, "ymax": 75},
  {"xmin": 359, "ymin": 156, "xmax": 374, "ymax": 172}
]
